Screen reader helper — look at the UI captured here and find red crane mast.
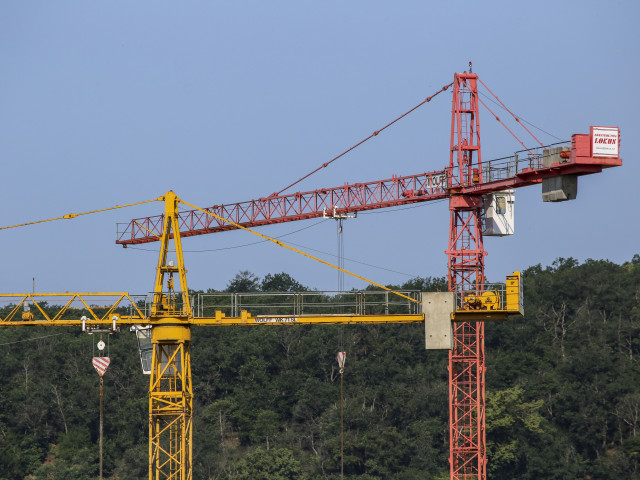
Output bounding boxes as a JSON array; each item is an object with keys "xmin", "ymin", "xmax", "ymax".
[
  {"xmin": 447, "ymin": 72, "xmax": 487, "ymax": 480},
  {"xmin": 116, "ymin": 72, "xmax": 621, "ymax": 480}
]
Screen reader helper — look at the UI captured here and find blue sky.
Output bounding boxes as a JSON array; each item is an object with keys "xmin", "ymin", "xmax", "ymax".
[{"xmin": 1, "ymin": 1, "xmax": 637, "ymax": 295}]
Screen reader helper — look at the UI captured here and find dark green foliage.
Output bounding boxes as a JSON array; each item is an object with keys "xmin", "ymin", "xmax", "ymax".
[
  {"xmin": 0, "ymin": 323, "xmax": 147, "ymax": 480},
  {"xmin": 234, "ymin": 447, "xmax": 304, "ymax": 479},
  {"xmin": 226, "ymin": 270, "xmax": 260, "ymax": 292},
  {"xmin": 1, "ymin": 261, "xmax": 639, "ymax": 479},
  {"xmin": 261, "ymin": 272, "xmax": 307, "ymax": 292},
  {"xmin": 485, "ymin": 256, "xmax": 640, "ymax": 479}
]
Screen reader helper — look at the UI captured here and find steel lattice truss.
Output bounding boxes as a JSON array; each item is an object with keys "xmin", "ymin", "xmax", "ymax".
[
  {"xmin": 117, "ymin": 171, "xmax": 448, "ymax": 244},
  {"xmin": 149, "ymin": 341, "xmax": 193, "ymax": 480},
  {"xmin": 449, "ymin": 322, "xmax": 485, "ymax": 479},
  {"xmin": 447, "ymin": 73, "xmax": 487, "ymax": 480}
]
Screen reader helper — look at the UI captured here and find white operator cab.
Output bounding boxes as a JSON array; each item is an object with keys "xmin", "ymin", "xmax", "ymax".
[
  {"xmin": 483, "ymin": 190, "xmax": 515, "ymax": 236},
  {"xmin": 131, "ymin": 325, "xmax": 153, "ymax": 374}
]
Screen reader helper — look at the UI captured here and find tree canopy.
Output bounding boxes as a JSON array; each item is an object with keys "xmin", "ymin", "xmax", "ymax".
[{"xmin": 1, "ymin": 257, "xmax": 639, "ymax": 479}]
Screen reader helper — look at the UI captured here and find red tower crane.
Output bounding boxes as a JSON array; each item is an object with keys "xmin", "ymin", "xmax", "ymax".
[{"xmin": 116, "ymin": 71, "xmax": 621, "ymax": 479}]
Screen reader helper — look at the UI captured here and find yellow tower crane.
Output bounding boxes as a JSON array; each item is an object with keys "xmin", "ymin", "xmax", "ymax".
[{"xmin": 0, "ymin": 191, "xmax": 522, "ymax": 480}]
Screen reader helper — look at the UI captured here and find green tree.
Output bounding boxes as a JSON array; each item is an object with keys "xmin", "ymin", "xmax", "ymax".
[
  {"xmin": 252, "ymin": 410, "xmax": 280, "ymax": 449},
  {"xmin": 486, "ymin": 385, "xmax": 545, "ymax": 476},
  {"xmin": 401, "ymin": 276, "xmax": 447, "ymax": 292},
  {"xmin": 261, "ymin": 272, "xmax": 306, "ymax": 292},
  {"xmin": 227, "ymin": 270, "xmax": 260, "ymax": 292},
  {"xmin": 235, "ymin": 447, "xmax": 304, "ymax": 480}
]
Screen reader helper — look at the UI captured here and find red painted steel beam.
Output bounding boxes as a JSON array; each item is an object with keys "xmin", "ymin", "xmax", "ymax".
[
  {"xmin": 447, "ymin": 72, "xmax": 487, "ymax": 480},
  {"xmin": 116, "ymin": 171, "xmax": 449, "ymax": 245}
]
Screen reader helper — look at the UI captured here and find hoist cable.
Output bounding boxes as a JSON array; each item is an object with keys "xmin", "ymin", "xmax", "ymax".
[
  {"xmin": 269, "ymin": 82, "xmax": 454, "ymax": 198},
  {"xmin": 337, "ymin": 219, "xmax": 344, "ymax": 292},
  {"xmin": 0, "ymin": 198, "xmax": 160, "ymax": 231},
  {"xmin": 179, "ymin": 198, "xmax": 419, "ymax": 304}
]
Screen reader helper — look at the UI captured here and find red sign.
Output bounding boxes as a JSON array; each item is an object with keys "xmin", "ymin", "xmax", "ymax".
[{"xmin": 92, "ymin": 357, "xmax": 111, "ymax": 376}]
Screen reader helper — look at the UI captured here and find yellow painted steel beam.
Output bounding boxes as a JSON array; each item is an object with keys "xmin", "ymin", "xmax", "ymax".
[
  {"xmin": 0, "ymin": 319, "xmax": 143, "ymax": 327},
  {"xmin": 190, "ymin": 313, "xmax": 425, "ymax": 326},
  {"xmin": 0, "ymin": 313, "xmax": 425, "ymax": 327},
  {"xmin": 452, "ymin": 310, "xmax": 522, "ymax": 322},
  {"xmin": 151, "ymin": 191, "xmax": 192, "ymax": 319},
  {"xmin": 0, "ymin": 293, "xmax": 146, "ymax": 323},
  {"xmin": 149, "ymin": 329, "xmax": 192, "ymax": 480}
]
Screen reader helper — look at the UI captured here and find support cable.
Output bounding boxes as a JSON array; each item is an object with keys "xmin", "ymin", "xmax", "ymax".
[
  {"xmin": 179, "ymin": 198, "xmax": 419, "ymax": 303},
  {"xmin": 0, "ymin": 198, "xmax": 160, "ymax": 231},
  {"xmin": 269, "ymin": 82, "xmax": 454, "ymax": 198},
  {"xmin": 285, "ymin": 241, "xmax": 419, "ymax": 278},
  {"xmin": 477, "ymin": 78, "xmax": 545, "ymax": 147},
  {"xmin": 476, "ymin": 95, "xmax": 538, "ymax": 158},
  {"xmin": 0, "ymin": 333, "xmax": 65, "ymax": 346},
  {"xmin": 478, "ymin": 91, "xmax": 563, "ymax": 142}
]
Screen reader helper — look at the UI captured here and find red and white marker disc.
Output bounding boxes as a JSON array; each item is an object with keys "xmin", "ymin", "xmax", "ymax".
[
  {"xmin": 337, "ymin": 351, "xmax": 346, "ymax": 370},
  {"xmin": 92, "ymin": 357, "xmax": 111, "ymax": 377}
]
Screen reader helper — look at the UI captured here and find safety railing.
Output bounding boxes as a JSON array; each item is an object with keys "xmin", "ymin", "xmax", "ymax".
[
  {"xmin": 481, "ymin": 141, "xmax": 570, "ymax": 183},
  {"xmin": 195, "ymin": 290, "xmax": 422, "ymax": 318},
  {"xmin": 446, "ymin": 141, "xmax": 571, "ymax": 187}
]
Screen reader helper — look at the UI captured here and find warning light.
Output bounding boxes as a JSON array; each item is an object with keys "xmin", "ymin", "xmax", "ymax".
[{"xmin": 560, "ymin": 151, "xmax": 570, "ymax": 159}]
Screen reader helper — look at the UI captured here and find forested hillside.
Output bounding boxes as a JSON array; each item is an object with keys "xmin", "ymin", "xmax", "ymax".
[{"xmin": 0, "ymin": 257, "xmax": 639, "ymax": 479}]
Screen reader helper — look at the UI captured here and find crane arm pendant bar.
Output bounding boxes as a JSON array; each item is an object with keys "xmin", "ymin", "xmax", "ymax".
[
  {"xmin": 0, "ymin": 197, "xmax": 159, "ymax": 231},
  {"xmin": 178, "ymin": 198, "xmax": 418, "ymax": 304}
]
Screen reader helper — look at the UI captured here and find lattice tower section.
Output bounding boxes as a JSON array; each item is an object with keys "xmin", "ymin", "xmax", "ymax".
[{"xmin": 447, "ymin": 72, "xmax": 487, "ymax": 480}]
